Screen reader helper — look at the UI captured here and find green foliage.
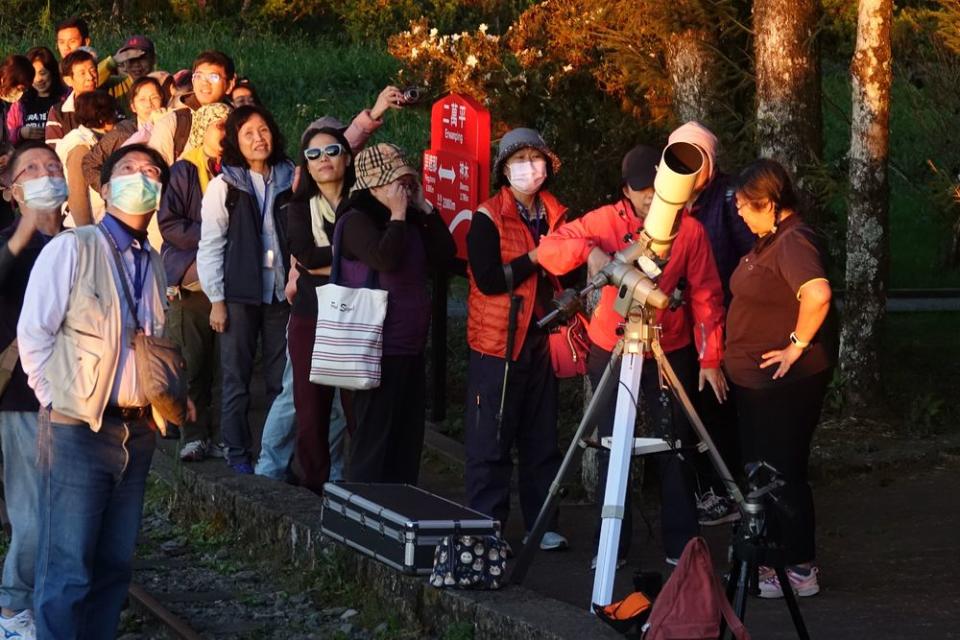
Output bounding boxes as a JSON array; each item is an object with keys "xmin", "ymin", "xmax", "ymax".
[
  {"xmin": 442, "ymin": 621, "xmax": 475, "ymax": 640},
  {"xmin": 883, "ymin": 311, "xmax": 960, "ymax": 431}
]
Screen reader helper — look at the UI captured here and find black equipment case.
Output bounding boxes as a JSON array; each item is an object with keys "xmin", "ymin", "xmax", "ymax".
[{"xmin": 321, "ymin": 483, "xmax": 500, "ymax": 575}]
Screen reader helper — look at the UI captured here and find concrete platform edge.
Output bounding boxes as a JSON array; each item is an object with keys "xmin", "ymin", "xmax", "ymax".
[{"xmin": 148, "ymin": 444, "xmax": 622, "ymax": 640}]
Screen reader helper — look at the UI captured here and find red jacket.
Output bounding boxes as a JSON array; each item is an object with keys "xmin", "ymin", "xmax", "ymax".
[{"xmin": 538, "ymin": 198, "xmax": 725, "ymax": 368}]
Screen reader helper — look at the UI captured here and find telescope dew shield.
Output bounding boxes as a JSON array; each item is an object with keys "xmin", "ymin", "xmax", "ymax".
[{"xmin": 645, "ymin": 141, "xmax": 704, "ymax": 258}]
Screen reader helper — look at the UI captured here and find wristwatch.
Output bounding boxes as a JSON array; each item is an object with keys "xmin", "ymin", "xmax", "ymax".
[{"xmin": 789, "ymin": 332, "xmax": 811, "ymax": 349}]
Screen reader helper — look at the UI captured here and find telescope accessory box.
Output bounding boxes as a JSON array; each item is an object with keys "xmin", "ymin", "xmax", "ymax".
[{"xmin": 321, "ymin": 483, "xmax": 501, "ymax": 575}]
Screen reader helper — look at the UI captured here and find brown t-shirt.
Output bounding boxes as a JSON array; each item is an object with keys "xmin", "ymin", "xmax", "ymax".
[{"xmin": 724, "ymin": 215, "xmax": 837, "ymax": 389}]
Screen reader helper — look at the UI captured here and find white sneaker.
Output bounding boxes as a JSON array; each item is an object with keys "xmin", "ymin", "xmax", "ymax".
[
  {"xmin": 0, "ymin": 610, "xmax": 36, "ymax": 640},
  {"xmin": 522, "ymin": 531, "xmax": 569, "ymax": 551},
  {"xmin": 179, "ymin": 439, "xmax": 209, "ymax": 462}
]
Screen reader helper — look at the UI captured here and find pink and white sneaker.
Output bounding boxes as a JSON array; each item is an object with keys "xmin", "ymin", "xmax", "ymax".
[{"xmin": 758, "ymin": 565, "xmax": 820, "ymax": 599}]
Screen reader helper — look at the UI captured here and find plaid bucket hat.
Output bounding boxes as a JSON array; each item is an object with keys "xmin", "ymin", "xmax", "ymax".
[{"xmin": 352, "ymin": 143, "xmax": 418, "ymax": 193}]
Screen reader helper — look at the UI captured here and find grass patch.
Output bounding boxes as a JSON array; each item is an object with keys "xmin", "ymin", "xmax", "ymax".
[
  {"xmin": 0, "ymin": 22, "xmax": 431, "ymax": 165},
  {"xmin": 881, "ymin": 311, "xmax": 960, "ymax": 432},
  {"xmin": 144, "ymin": 477, "xmax": 378, "ymax": 612}
]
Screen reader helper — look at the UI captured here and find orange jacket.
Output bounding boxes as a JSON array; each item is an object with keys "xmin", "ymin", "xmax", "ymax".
[
  {"xmin": 538, "ymin": 198, "xmax": 725, "ymax": 368},
  {"xmin": 466, "ymin": 187, "xmax": 567, "ymax": 359}
]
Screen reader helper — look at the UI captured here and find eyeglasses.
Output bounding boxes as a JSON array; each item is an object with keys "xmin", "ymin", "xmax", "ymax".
[
  {"xmin": 114, "ymin": 160, "xmax": 163, "ymax": 180},
  {"xmin": 304, "ymin": 144, "xmax": 345, "ymax": 161},
  {"xmin": 192, "ymin": 71, "xmax": 223, "ymax": 84},
  {"xmin": 11, "ymin": 160, "xmax": 63, "ymax": 184}
]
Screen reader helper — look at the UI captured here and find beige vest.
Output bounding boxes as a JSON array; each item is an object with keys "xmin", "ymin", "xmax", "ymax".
[{"xmin": 45, "ymin": 225, "xmax": 167, "ymax": 432}]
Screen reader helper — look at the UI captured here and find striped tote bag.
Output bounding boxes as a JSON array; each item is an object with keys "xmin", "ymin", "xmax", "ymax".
[{"xmin": 309, "ymin": 213, "xmax": 388, "ymax": 390}]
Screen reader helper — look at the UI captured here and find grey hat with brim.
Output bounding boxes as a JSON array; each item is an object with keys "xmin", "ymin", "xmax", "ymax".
[
  {"xmin": 493, "ymin": 127, "xmax": 561, "ymax": 181},
  {"xmin": 301, "ymin": 116, "xmax": 347, "ymax": 145}
]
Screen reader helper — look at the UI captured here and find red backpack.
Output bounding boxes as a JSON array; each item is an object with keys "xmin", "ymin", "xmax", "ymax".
[{"xmin": 643, "ymin": 537, "xmax": 750, "ymax": 640}]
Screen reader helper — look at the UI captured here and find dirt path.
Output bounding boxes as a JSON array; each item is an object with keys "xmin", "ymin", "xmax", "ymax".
[{"xmin": 422, "ymin": 458, "xmax": 960, "ymax": 638}]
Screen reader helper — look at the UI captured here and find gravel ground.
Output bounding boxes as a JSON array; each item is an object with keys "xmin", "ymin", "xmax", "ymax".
[{"xmin": 117, "ymin": 505, "xmax": 423, "ymax": 639}]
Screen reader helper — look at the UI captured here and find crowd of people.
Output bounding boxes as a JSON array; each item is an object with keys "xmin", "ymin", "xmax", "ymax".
[{"xmin": 0, "ymin": 16, "xmax": 838, "ymax": 640}]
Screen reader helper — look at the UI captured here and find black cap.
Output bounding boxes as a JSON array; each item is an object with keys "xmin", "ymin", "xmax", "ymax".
[{"xmin": 621, "ymin": 145, "xmax": 661, "ymax": 190}]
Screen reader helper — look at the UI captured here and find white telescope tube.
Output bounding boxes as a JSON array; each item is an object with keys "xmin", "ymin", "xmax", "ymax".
[{"xmin": 644, "ymin": 141, "xmax": 704, "ymax": 259}]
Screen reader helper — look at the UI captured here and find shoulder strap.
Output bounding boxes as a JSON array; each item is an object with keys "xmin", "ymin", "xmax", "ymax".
[
  {"xmin": 0, "ymin": 339, "xmax": 19, "ymax": 372},
  {"xmin": 172, "ymin": 108, "xmax": 193, "ymax": 160},
  {"xmin": 97, "ymin": 225, "xmax": 143, "ymax": 332},
  {"xmin": 714, "ymin": 571, "xmax": 750, "ymax": 639},
  {"xmin": 329, "ymin": 210, "xmax": 378, "ymax": 289}
]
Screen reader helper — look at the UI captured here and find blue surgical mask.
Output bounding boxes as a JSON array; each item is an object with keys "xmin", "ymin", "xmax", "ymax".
[
  {"xmin": 17, "ymin": 176, "xmax": 68, "ymax": 211},
  {"xmin": 109, "ymin": 173, "xmax": 162, "ymax": 215}
]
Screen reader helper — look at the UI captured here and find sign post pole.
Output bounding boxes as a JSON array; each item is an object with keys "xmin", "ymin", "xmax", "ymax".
[{"xmin": 422, "ymin": 94, "xmax": 491, "ymax": 424}]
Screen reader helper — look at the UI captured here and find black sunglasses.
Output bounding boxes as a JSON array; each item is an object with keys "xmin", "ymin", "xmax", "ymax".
[{"xmin": 304, "ymin": 144, "xmax": 345, "ymax": 161}]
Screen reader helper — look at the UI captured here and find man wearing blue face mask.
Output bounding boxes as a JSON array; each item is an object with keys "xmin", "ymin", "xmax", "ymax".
[
  {"xmin": 17, "ymin": 143, "xmax": 175, "ymax": 639},
  {"xmin": 0, "ymin": 142, "xmax": 67, "ymax": 640}
]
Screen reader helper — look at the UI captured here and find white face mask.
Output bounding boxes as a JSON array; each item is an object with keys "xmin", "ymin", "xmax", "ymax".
[
  {"xmin": 507, "ymin": 159, "xmax": 547, "ymax": 195},
  {"xmin": 16, "ymin": 176, "xmax": 68, "ymax": 211},
  {"xmin": 109, "ymin": 173, "xmax": 162, "ymax": 215}
]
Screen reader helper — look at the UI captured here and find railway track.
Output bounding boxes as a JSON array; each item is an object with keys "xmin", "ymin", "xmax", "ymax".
[{"xmin": 128, "ymin": 583, "xmax": 204, "ymax": 640}]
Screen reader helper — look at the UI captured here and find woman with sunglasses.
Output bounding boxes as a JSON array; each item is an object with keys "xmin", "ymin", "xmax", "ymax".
[
  {"xmin": 283, "ymin": 128, "xmax": 355, "ymax": 494},
  {"xmin": 197, "ymin": 104, "xmax": 295, "ymax": 474}
]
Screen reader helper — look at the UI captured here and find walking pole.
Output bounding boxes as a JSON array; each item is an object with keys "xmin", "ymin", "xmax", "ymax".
[{"xmin": 495, "ymin": 290, "xmax": 522, "ymax": 443}]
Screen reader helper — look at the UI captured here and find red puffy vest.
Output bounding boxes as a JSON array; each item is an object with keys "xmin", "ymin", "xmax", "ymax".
[{"xmin": 466, "ymin": 187, "xmax": 567, "ymax": 359}]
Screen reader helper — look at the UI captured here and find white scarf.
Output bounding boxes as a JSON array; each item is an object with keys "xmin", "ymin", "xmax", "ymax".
[{"xmin": 309, "ymin": 194, "xmax": 337, "ymax": 248}]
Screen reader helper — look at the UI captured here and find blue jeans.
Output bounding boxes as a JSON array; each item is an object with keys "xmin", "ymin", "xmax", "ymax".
[
  {"xmin": 328, "ymin": 389, "xmax": 347, "ymax": 482},
  {"xmin": 255, "ymin": 351, "xmax": 296, "ymax": 480},
  {"xmin": 34, "ymin": 410, "xmax": 156, "ymax": 640},
  {"xmin": 0, "ymin": 411, "xmax": 39, "ymax": 612},
  {"xmin": 255, "ymin": 355, "xmax": 348, "ymax": 483}
]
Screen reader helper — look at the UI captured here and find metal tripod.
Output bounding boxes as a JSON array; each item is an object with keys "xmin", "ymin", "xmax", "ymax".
[
  {"xmin": 511, "ymin": 300, "xmax": 743, "ymax": 598},
  {"xmin": 510, "ymin": 298, "xmax": 811, "ymax": 637},
  {"xmin": 721, "ymin": 467, "xmax": 811, "ymax": 640}
]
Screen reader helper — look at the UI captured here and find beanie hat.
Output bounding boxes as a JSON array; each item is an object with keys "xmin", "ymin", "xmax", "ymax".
[{"xmin": 667, "ymin": 121, "xmax": 718, "ymax": 182}]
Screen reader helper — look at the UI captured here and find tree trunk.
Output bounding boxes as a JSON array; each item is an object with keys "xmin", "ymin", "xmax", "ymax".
[
  {"xmin": 842, "ymin": 0, "xmax": 892, "ymax": 412},
  {"xmin": 665, "ymin": 30, "xmax": 718, "ymax": 124},
  {"xmin": 753, "ymin": 0, "xmax": 823, "ymax": 176},
  {"xmin": 111, "ymin": 0, "xmax": 123, "ymax": 23}
]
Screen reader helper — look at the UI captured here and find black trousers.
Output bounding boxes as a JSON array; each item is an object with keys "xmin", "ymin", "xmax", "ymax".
[
  {"xmin": 346, "ymin": 354, "xmax": 426, "ymax": 484},
  {"xmin": 464, "ymin": 330, "xmax": 561, "ymax": 531},
  {"xmin": 219, "ymin": 301, "xmax": 289, "ymax": 465},
  {"xmin": 165, "ymin": 289, "xmax": 219, "ymax": 444},
  {"xmin": 733, "ymin": 369, "xmax": 831, "ymax": 565},
  {"xmin": 692, "ymin": 379, "xmax": 742, "ymax": 496},
  {"xmin": 587, "ymin": 343, "xmax": 700, "ymax": 559}
]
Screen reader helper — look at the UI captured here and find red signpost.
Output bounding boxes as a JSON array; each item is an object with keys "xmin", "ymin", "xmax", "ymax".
[
  {"xmin": 422, "ymin": 93, "xmax": 491, "ymax": 260},
  {"xmin": 423, "ymin": 94, "xmax": 491, "ymax": 422}
]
